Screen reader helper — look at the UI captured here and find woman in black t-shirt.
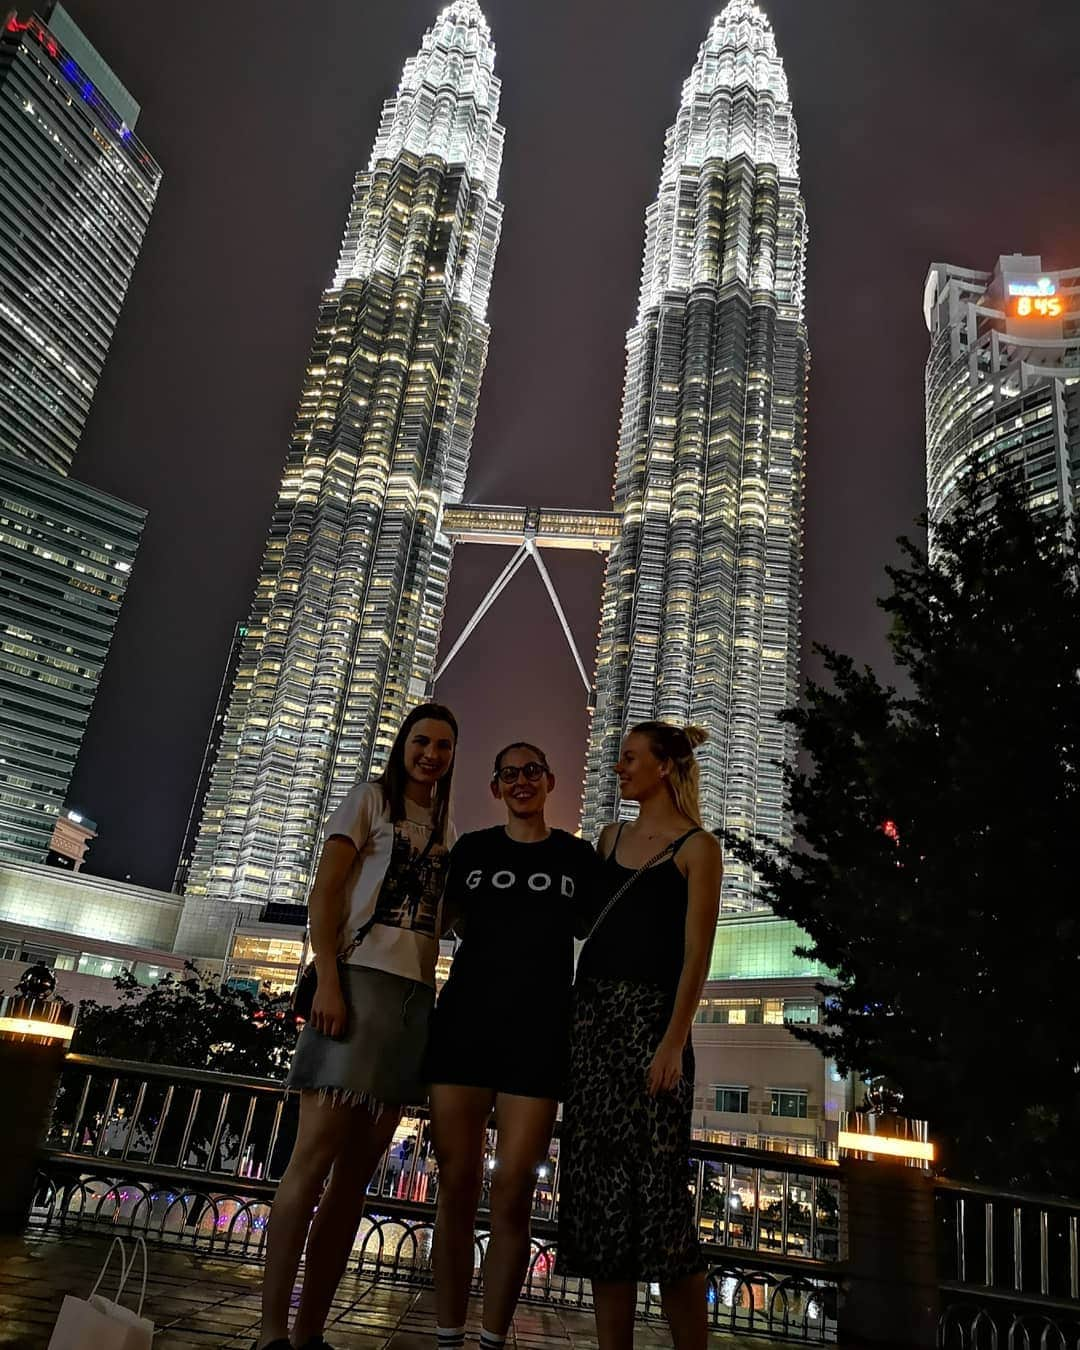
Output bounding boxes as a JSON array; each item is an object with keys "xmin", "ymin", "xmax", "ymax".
[{"xmin": 427, "ymin": 742, "xmax": 598, "ymax": 1350}]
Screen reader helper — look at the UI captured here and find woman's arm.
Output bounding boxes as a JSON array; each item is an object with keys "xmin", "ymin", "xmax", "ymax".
[
  {"xmin": 307, "ymin": 834, "xmax": 359, "ymax": 1038},
  {"xmin": 646, "ymin": 831, "xmax": 723, "ymax": 1096},
  {"xmin": 571, "ymin": 827, "xmax": 616, "ymax": 939},
  {"xmin": 439, "ymin": 838, "xmax": 467, "ymax": 939}
]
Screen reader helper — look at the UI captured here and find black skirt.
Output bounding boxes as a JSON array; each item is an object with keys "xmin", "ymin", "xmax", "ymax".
[
  {"xmin": 556, "ymin": 976, "xmax": 704, "ymax": 1284},
  {"xmin": 426, "ymin": 978, "xmax": 569, "ymax": 1100}
]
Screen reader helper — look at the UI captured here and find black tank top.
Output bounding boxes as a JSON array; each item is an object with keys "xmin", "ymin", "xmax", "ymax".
[{"xmin": 577, "ymin": 825, "xmax": 699, "ymax": 997}]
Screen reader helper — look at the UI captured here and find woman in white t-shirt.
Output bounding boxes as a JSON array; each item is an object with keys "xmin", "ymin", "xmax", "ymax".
[{"xmin": 257, "ymin": 703, "xmax": 458, "ymax": 1350}]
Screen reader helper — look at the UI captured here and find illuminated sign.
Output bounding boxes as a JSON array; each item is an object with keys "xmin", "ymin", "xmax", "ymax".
[
  {"xmin": 1013, "ymin": 294, "xmax": 1063, "ymax": 318},
  {"xmin": 1008, "ymin": 276, "xmax": 1064, "ymax": 318},
  {"xmin": 1008, "ymin": 276, "xmax": 1055, "ymax": 297}
]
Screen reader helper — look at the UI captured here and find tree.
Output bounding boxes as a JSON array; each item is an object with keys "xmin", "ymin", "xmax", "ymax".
[
  {"xmin": 72, "ymin": 962, "xmax": 300, "ymax": 1079},
  {"xmin": 731, "ymin": 481, "xmax": 1080, "ymax": 1192}
]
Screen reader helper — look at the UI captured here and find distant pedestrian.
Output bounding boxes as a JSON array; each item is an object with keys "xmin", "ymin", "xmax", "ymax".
[
  {"xmin": 427, "ymin": 742, "xmax": 599, "ymax": 1350},
  {"xmin": 557, "ymin": 722, "xmax": 723, "ymax": 1350},
  {"xmin": 255, "ymin": 704, "xmax": 459, "ymax": 1350}
]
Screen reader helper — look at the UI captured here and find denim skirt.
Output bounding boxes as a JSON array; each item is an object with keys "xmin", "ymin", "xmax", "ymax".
[{"xmin": 287, "ymin": 964, "xmax": 434, "ymax": 1112}]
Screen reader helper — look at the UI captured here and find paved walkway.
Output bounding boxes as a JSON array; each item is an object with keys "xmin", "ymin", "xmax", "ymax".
[{"xmin": 0, "ymin": 1234, "xmax": 780, "ymax": 1350}]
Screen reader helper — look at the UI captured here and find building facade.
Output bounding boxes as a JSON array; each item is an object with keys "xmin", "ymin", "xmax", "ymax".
[
  {"xmin": 47, "ymin": 805, "xmax": 97, "ymax": 870},
  {"xmin": 580, "ymin": 0, "xmax": 809, "ymax": 913},
  {"xmin": 0, "ymin": 4, "xmax": 161, "ymax": 474},
  {"xmin": 691, "ymin": 912, "xmax": 855, "ymax": 1159},
  {"xmin": 179, "ymin": 2, "xmax": 505, "ymax": 948},
  {"xmin": 924, "ymin": 254, "xmax": 1080, "ymax": 529},
  {"xmin": 0, "ymin": 454, "xmax": 144, "ymax": 862}
]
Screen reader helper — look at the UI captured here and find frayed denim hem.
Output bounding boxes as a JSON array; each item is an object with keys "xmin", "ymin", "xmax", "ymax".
[{"xmin": 290, "ymin": 1085, "xmax": 386, "ymax": 1118}]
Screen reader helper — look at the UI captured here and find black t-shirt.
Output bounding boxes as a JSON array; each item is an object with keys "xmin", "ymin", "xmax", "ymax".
[{"xmin": 439, "ymin": 826, "xmax": 600, "ymax": 1008}]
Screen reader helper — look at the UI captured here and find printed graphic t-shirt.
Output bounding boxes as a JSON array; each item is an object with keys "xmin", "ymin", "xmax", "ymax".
[
  {"xmin": 439, "ymin": 826, "xmax": 600, "ymax": 1009},
  {"xmin": 323, "ymin": 781, "xmax": 454, "ymax": 988}
]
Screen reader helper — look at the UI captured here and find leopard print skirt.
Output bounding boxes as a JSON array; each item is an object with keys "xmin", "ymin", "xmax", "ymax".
[{"xmin": 555, "ymin": 976, "xmax": 704, "ymax": 1284}]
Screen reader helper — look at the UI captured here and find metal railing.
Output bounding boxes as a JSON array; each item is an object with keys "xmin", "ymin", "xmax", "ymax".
[
  {"xmin": 936, "ymin": 1177, "xmax": 1080, "ymax": 1347},
  {"xmin": 31, "ymin": 1053, "xmax": 842, "ymax": 1343}
]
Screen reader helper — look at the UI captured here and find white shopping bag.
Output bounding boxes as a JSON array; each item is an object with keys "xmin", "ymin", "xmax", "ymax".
[{"xmin": 47, "ymin": 1235, "xmax": 153, "ymax": 1350}]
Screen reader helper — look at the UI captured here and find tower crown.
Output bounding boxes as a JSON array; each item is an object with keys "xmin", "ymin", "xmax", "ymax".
[
  {"xmin": 437, "ymin": 1, "xmax": 492, "ymax": 43},
  {"xmin": 364, "ymin": 0, "xmax": 502, "ymax": 195},
  {"xmin": 665, "ymin": 1, "xmax": 795, "ymax": 180},
  {"xmin": 335, "ymin": 1, "xmax": 505, "ymax": 293},
  {"xmin": 639, "ymin": 2, "xmax": 801, "ymax": 315}
]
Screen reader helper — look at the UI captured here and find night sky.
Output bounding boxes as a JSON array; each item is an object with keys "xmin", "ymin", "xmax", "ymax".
[{"xmin": 68, "ymin": 1, "xmax": 1080, "ymax": 888}]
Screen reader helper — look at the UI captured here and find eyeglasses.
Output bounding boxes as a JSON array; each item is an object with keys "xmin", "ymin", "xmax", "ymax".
[{"xmin": 493, "ymin": 761, "xmax": 549, "ymax": 784}]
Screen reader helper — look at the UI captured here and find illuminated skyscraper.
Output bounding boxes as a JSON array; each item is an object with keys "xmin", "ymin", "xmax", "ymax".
[
  {"xmin": 0, "ymin": 4, "xmax": 161, "ymax": 473},
  {"xmin": 924, "ymin": 254, "xmax": 1080, "ymax": 530},
  {"xmin": 0, "ymin": 455, "xmax": 143, "ymax": 863},
  {"xmin": 581, "ymin": 1, "xmax": 809, "ymax": 913},
  {"xmin": 179, "ymin": 2, "xmax": 504, "ymax": 948},
  {"xmin": 0, "ymin": 5, "xmax": 153, "ymax": 861}
]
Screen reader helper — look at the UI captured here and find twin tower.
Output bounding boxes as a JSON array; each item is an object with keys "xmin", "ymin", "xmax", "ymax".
[{"xmin": 178, "ymin": 0, "xmax": 808, "ymax": 947}]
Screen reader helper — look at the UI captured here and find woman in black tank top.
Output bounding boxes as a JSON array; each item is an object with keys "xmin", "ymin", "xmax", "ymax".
[{"xmin": 556, "ymin": 721, "xmax": 723, "ymax": 1350}]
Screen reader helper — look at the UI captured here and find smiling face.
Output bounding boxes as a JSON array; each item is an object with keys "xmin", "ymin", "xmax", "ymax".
[
  {"xmin": 403, "ymin": 718, "xmax": 456, "ymax": 789},
  {"xmin": 491, "ymin": 745, "xmax": 554, "ymax": 822},
  {"xmin": 615, "ymin": 731, "xmax": 668, "ymax": 805}
]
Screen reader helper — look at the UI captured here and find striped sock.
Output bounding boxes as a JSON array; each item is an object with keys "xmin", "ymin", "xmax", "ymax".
[
  {"xmin": 479, "ymin": 1332, "xmax": 507, "ymax": 1350},
  {"xmin": 436, "ymin": 1327, "xmax": 466, "ymax": 1350}
]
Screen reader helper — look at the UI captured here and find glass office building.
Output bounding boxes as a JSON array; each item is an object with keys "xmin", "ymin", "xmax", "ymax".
[
  {"xmin": 581, "ymin": 1, "xmax": 809, "ymax": 913},
  {"xmin": 179, "ymin": 2, "xmax": 505, "ymax": 946},
  {"xmin": 0, "ymin": 4, "xmax": 160, "ymax": 474},
  {"xmin": 924, "ymin": 254, "xmax": 1080, "ymax": 530},
  {"xmin": 0, "ymin": 453, "xmax": 144, "ymax": 862}
]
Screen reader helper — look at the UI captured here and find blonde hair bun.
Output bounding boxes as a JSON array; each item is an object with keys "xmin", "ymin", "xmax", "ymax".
[{"xmin": 683, "ymin": 725, "xmax": 708, "ymax": 750}]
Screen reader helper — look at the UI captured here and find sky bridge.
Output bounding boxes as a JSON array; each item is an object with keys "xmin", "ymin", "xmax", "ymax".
[{"xmin": 435, "ymin": 503, "xmax": 619, "ymax": 697}]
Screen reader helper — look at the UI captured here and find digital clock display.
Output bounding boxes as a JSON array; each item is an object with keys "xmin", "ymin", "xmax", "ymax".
[
  {"xmin": 1007, "ymin": 276, "xmax": 1065, "ymax": 320},
  {"xmin": 1013, "ymin": 294, "xmax": 1063, "ymax": 319}
]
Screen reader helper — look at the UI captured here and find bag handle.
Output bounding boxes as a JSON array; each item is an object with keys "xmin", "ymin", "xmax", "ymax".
[
  {"xmin": 90, "ymin": 1236, "xmax": 148, "ymax": 1316},
  {"xmin": 583, "ymin": 829, "xmax": 698, "ymax": 945},
  {"xmin": 114, "ymin": 1236, "xmax": 148, "ymax": 1317},
  {"xmin": 89, "ymin": 1236, "xmax": 128, "ymax": 1302}
]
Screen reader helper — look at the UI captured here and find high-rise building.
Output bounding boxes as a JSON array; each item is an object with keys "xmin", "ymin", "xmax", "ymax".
[
  {"xmin": 581, "ymin": 0, "xmax": 809, "ymax": 914},
  {"xmin": 924, "ymin": 254, "xmax": 1080, "ymax": 529},
  {"xmin": 0, "ymin": 4, "xmax": 161, "ymax": 473},
  {"xmin": 178, "ymin": 2, "xmax": 505, "ymax": 950},
  {"xmin": 0, "ymin": 5, "xmax": 156, "ymax": 864},
  {"xmin": 0, "ymin": 454, "xmax": 144, "ymax": 863}
]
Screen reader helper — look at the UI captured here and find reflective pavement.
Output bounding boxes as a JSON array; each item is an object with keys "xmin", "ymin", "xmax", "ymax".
[{"xmin": 0, "ymin": 1234, "xmax": 778, "ymax": 1350}]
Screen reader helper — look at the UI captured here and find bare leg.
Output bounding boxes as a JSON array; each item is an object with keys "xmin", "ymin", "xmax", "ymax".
[
  {"xmin": 661, "ymin": 1272, "xmax": 707, "ymax": 1350},
  {"xmin": 290, "ymin": 1103, "xmax": 402, "ymax": 1345},
  {"xmin": 430, "ymin": 1084, "xmax": 495, "ymax": 1328},
  {"xmin": 257, "ymin": 1093, "xmax": 355, "ymax": 1348},
  {"xmin": 593, "ymin": 1281, "xmax": 637, "ymax": 1350},
  {"xmin": 482, "ymin": 1093, "xmax": 558, "ymax": 1336}
]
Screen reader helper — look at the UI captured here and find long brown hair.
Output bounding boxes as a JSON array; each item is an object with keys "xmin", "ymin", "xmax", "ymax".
[
  {"xmin": 630, "ymin": 720, "xmax": 708, "ymax": 827},
  {"xmin": 377, "ymin": 703, "xmax": 458, "ymax": 843}
]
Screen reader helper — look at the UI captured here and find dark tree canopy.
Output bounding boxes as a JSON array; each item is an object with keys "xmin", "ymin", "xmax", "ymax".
[
  {"xmin": 72, "ymin": 963, "xmax": 299, "ymax": 1079},
  {"xmin": 732, "ymin": 481, "xmax": 1080, "ymax": 1192}
]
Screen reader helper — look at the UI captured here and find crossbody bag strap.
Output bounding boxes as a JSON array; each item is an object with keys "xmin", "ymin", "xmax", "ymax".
[
  {"xmin": 583, "ymin": 839, "xmax": 677, "ymax": 946},
  {"xmin": 584, "ymin": 826, "xmax": 703, "ymax": 947}
]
